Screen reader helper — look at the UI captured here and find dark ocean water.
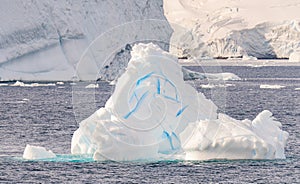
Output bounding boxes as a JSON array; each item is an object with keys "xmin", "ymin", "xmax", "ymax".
[{"xmin": 0, "ymin": 66, "xmax": 299, "ymax": 183}]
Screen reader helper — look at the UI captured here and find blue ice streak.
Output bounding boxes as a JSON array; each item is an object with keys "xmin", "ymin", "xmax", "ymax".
[
  {"xmin": 136, "ymin": 72, "xmax": 154, "ymax": 86},
  {"xmin": 161, "ymin": 74, "xmax": 179, "ymax": 101},
  {"xmin": 162, "ymin": 95, "xmax": 180, "ymax": 103},
  {"xmin": 172, "ymin": 132, "xmax": 180, "ymax": 144},
  {"xmin": 176, "ymin": 105, "xmax": 188, "ymax": 117},
  {"xmin": 157, "ymin": 78, "xmax": 161, "ymax": 94},
  {"xmin": 163, "ymin": 131, "xmax": 174, "ymax": 150},
  {"xmin": 129, "ymin": 91, "xmax": 138, "ymax": 103},
  {"xmin": 124, "ymin": 91, "xmax": 149, "ymax": 119}
]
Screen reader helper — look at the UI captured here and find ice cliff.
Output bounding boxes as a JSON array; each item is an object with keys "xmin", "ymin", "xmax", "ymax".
[
  {"xmin": 0, "ymin": 0, "xmax": 172, "ymax": 81},
  {"xmin": 164, "ymin": 0, "xmax": 300, "ymax": 59}
]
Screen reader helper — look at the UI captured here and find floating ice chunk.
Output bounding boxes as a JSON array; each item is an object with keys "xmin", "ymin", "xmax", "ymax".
[
  {"xmin": 247, "ymin": 64, "xmax": 264, "ymax": 68},
  {"xmin": 242, "ymin": 55, "xmax": 258, "ymax": 61},
  {"xmin": 205, "ymin": 73, "xmax": 241, "ymax": 81},
  {"xmin": 29, "ymin": 83, "xmax": 56, "ymax": 87},
  {"xmin": 11, "ymin": 81, "xmax": 25, "ymax": 87},
  {"xmin": 182, "ymin": 68, "xmax": 206, "ymax": 80},
  {"xmin": 182, "ymin": 68, "xmax": 241, "ymax": 81},
  {"xmin": 23, "ymin": 144, "xmax": 56, "ymax": 160},
  {"xmin": 200, "ymin": 83, "xmax": 235, "ymax": 89},
  {"xmin": 260, "ymin": 84, "xmax": 285, "ymax": 89},
  {"xmin": 10, "ymin": 81, "xmax": 56, "ymax": 87},
  {"xmin": 56, "ymin": 82, "xmax": 64, "ymax": 85},
  {"xmin": 85, "ymin": 84, "xmax": 99, "ymax": 88},
  {"xmin": 295, "ymin": 88, "xmax": 300, "ymax": 90},
  {"xmin": 109, "ymin": 80, "xmax": 117, "ymax": 85},
  {"xmin": 0, "ymin": 83, "xmax": 8, "ymax": 86}
]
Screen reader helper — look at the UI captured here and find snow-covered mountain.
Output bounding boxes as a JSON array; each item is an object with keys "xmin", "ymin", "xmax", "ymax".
[
  {"xmin": 0, "ymin": 0, "xmax": 172, "ymax": 81},
  {"xmin": 164, "ymin": 0, "xmax": 300, "ymax": 59}
]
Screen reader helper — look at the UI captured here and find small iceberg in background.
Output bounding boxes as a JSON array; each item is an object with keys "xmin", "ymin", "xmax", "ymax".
[
  {"xmin": 56, "ymin": 81, "xmax": 64, "ymax": 85},
  {"xmin": 242, "ymin": 55, "xmax": 258, "ymax": 61},
  {"xmin": 200, "ymin": 83, "xmax": 235, "ymax": 89},
  {"xmin": 23, "ymin": 145, "xmax": 56, "ymax": 160},
  {"xmin": 0, "ymin": 83, "xmax": 9, "ymax": 86},
  {"xmin": 204, "ymin": 73, "xmax": 241, "ymax": 81},
  {"xmin": 182, "ymin": 68, "xmax": 241, "ymax": 81},
  {"xmin": 10, "ymin": 81, "xmax": 56, "ymax": 87},
  {"xmin": 260, "ymin": 84, "xmax": 286, "ymax": 89}
]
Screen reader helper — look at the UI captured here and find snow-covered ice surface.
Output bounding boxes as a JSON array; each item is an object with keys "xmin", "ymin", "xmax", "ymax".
[
  {"xmin": 289, "ymin": 51, "xmax": 300, "ymax": 62},
  {"xmin": 71, "ymin": 43, "xmax": 288, "ymax": 161},
  {"xmin": 164, "ymin": 0, "xmax": 300, "ymax": 59},
  {"xmin": 0, "ymin": 0, "xmax": 172, "ymax": 81},
  {"xmin": 23, "ymin": 145, "xmax": 56, "ymax": 160}
]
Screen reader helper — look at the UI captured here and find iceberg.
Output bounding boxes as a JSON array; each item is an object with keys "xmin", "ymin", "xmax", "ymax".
[
  {"xmin": 85, "ymin": 84, "xmax": 99, "ymax": 89},
  {"xmin": 71, "ymin": 43, "xmax": 288, "ymax": 161},
  {"xmin": 182, "ymin": 68, "xmax": 241, "ymax": 81},
  {"xmin": 10, "ymin": 81, "xmax": 56, "ymax": 87},
  {"xmin": 200, "ymin": 83, "xmax": 235, "ymax": 89},
  {"xmin": 23, "ymin": 144, "xmax": 56, "ymax": 160}
]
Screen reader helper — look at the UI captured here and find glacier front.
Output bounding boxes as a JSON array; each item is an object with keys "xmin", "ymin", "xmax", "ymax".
[
  {"xmin": 164, "ymin": 0, "xmax": 300, "ymax": 59},
  {"xmin": 0, "ymin": 0, "xmax": 172, "ymax": 81},
  {"xmin": 71, "ymin": 43, "xmax": 288, "ymax": 161}
]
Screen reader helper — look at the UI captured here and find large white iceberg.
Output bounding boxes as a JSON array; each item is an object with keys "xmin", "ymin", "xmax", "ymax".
[{"xmin": 71, "ymin": 43, "xmax": 288, "ymax": 161}]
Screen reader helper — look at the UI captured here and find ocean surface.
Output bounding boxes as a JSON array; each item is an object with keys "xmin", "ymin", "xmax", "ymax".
[{"xmin": 0, "ymin": 66, "xmax": 299, "ymax": 183}]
